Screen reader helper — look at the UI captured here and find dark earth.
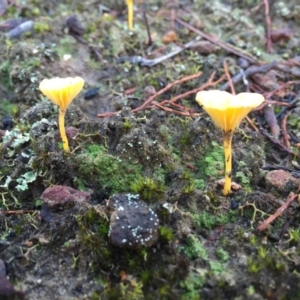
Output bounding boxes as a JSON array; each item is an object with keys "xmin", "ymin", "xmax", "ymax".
[{"xmin": 0, "ymin": 0, "xmax": 300, "ymax": 299}]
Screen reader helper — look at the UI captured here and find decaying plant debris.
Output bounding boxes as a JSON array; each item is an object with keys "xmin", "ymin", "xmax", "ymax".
[{"xmin": 0, "ymin": 0, "xmax": 300, "ymax": 299}]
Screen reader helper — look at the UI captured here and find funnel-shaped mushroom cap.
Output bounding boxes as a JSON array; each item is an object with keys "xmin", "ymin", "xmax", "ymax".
[
  {"xmin": 196, "ymin": 90, "xmax": 265, "ymax": 132},
  {"xmin": 39, "ymin": 77, "xmax": 84, "ymax": 110}
]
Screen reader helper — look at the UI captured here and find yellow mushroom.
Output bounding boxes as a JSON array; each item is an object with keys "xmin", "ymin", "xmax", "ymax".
[
  {"xmin": 126, "ymin": 0, "xmax": 134, "ymax": 30},
  {"xmin": 39, "ymin": 77, "xmax": 84, "ymax": 152},
  {"xmin": 195, "ymin": 90, "xmax": 265, "ymax": 195}
]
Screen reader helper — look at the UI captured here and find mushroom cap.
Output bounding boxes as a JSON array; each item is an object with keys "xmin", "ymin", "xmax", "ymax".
[
  {"xmin": 39, "ymin": 77, "xmax": 84, "ymax": 110},
  {"xmin": 195, "ymin": 90, "xmax": 265, "ymax": 132}
]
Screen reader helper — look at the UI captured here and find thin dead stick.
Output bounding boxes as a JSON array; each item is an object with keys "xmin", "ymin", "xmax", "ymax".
[
  {"xmin": 140, "ymin": 36, "xmax": 202, "ymax": 67},
  {"xmin": 259, "ymin": 125, "xmax": 298, "ymax": 156},
  {"xmin": 132, "ymin": 71, "xmax": 203, "ymax": 112},
  {"xmin": 281, "ymin": 111, "xmax": 292, "ymax": 148},
  {"xmin": 98, "ymin": 71, "xmax": 203, "ymax": 117},
  {"xmin": 175, "ymin": 17, "xmax": 259, "ymax": 64},
  {"xmin": 264, "ymin": 104, "xmax": 280, "ymax": 138},
  {"xmin": 263, "ymin": 0, "xmax": 273, "ymax": 53},
  {"xmin": 264, "ymin": 80, "xmax": 300, "ymax": 99},
  {"xmin": 143, "ymin": 9, "xmax": 152, "ymax": 45},
  {"xmin": 245, "ymin": 116, "xmax": 259, "ymax": 132},
  {"xmin": 165, "ymin": 72, "xmax": 226, "ymax": 104},
  {"xmin": 223, "ymin": 60, "xmax": 235, "ymax": 95},
  {"xmin": 258, "ymin": 100, "xmax": 292, "ymax": 110},
  {"xmin": 220, "ymin": 61, "xmax": 278, "ymax": 91},
  {"xmin": 0, "ymin": 209, "xmax": 37, "ymax": 215},
  {"xmin": 257, "ymin": 192, "xmax": 298, "ymax": 231},
  {"xmin": 152, "ymin": 102, "xmax": 199, "ymax": 116}
]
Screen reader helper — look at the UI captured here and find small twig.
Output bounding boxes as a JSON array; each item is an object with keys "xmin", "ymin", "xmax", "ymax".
[
  {"xmin": 245, "ymin": 116, "xmax": 259, "ymax": 132},
  {"xmin": 281, "ymin": 111, "xmax": 291, "ymax": 148},
  {"xmin": 0, "ymin": 209, "xmax": 37, "ymax": 215},
  {"xmin": 98, "ymin": 71, "xmax": 203, "ymax": 117},
  {"xmin": 124, "ymin": 87, "xmax": 137, "ymax": 95},
  {"xmin": 278, "ymin": 217, "xmax": 294, "ymax": 249},
  {"xmin": 263, "ymin": 0, "xmax": 273, "ymax": 53},
  {"xmin": 259, "ymin": 125, "xmax": 298, "ymax": 156},
  {"xmin": 223, "ymin": 60, "xmax": 235, "ymax": 95},
  {"xmin": 143, "ymin": 9, "xmax": 152, "ymax": 46},
  {"xmin": 133, "ymin": 71, "xmax": 203, "ymax": 112},
  {"xmin": 152, "ymin": 102, "xmax": 197, "ymax": 116},
  {"xmin": 175, "ymin": 17, "xmax": 259, "ymax": 64},
  {"xmin": 263, "ymin": 80, "xmax": 300, "ymax": 100},
  {"xmin": 220, "ymin": 61, "xmax": 278, "ymax": 91},
  {"xmin": 275, "ymin": 97, "xmax": 299, "ymax": 119},
  {"xmin": 140, "ymin": 36, "xmax": 201, "ymax": 67},
  {"xmin": 71, "ymin": 34, "xmax": 103, "ymax": 61},
  {"xmin": 257, "ymin": 193, "xmax": 298, "ymax": 231},
  {"xmin": 161, "ymin": 72, "xmax": 226, "ymax": 105},
  {"xmin": 264, "ymin": 104, "xmax": 280, "ymax": 138}
]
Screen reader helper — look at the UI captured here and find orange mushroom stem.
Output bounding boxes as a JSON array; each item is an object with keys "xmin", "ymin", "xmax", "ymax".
[
  {"xmin": 39, "ymin": 77, "xmax": 84, "ymax": 152},
  {"xmin": 223, "ymin": 130, "xmax": 233, "ymax": 196},
  {"xmin": 126, "ymin": 0, "xmax": 134, "ymax": 30},
  {"xmin": 195, "ymin": 90, "xmax": 265, "ymax": 195}
]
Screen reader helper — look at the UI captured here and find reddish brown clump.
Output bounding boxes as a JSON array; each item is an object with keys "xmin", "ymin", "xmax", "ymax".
[{"xmin": 41, "ymin": 185, "xmax": 90, "ymax": 207}]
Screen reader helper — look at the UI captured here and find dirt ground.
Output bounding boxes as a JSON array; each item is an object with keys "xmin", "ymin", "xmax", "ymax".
[{"xmin": 0, "ymin": 0, "xmax": 300, "ymax": 299}]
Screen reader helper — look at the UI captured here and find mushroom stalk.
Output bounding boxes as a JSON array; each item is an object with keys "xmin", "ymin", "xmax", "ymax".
[
  {"xmin": 126, "ymin": 0, "xmax": 133, "ymax": 30},
  {"xmin": 195, "ymin": 90, "xmax": 265, "ymax": 196},
  {"xmin": 59, "ymin": 108, "xmax": 69, "ymax": 152},
  {"xmin": 223, "ymin": 131, "xmax": 233, "ymax": 196},
  {"xmin": 39, "ymin": 76, "xmax": 84, "ymax": 152}
]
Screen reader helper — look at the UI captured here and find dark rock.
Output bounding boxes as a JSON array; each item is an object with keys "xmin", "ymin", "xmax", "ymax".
[
  {"xmin": 1, "ymin": 116, "xmax": 13, "ymax": 130},
  {"xmin": 84, "ymin": 87, "xmax": 99, "ymax": 100},
  {"xmin": 0, "ymin": 259, "xmax": 5, "ymax": 276},
  {"xmin": 0, "ymin": 274, "xmax": 24, "ymax": 299},
  {"xmin": 107, "ymin": 193, "xmax": 159, "ymax": 249}
]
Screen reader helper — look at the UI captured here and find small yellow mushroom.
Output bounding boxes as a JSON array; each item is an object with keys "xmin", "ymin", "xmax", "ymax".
[
  {"xmin": 39, "ymin": 77, "xmax": 84, "ymax": 152},
  {"xmin": 126, "ymin": 0, "xmax": 134, "ymax": 30},
  {"xmin": 195, "ymin": 90, "xmax": 265, "ymax": 195}
]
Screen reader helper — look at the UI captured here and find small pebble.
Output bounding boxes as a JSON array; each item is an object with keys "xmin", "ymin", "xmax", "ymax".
[
  {"xmin": 1, "ymin": 116, "xmax": 13, "ymax": 130},
  {"xmin": 265, "ymin": 170, "xmax": 299, "ymax": 193},
  {"xmin": 107, "ymin": 193, "xmax": 159, "ymax": 249},
  {"xmin": 84, "ymin": 87, "xmax": 99, "ymax": 100},
  {"xmin": 41, "ymin": 185, "xmax": 90, "ymax": 208}
]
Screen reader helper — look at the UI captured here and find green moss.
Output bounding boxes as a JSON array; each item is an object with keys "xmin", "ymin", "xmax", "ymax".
[
  {"xmin": 197, "ymin": 141, "xmax": 224, "ymax": 180},
  {"xmin": 209, "ymin": 261, "xmax": 225, "ymax": 274},
  {"xmin": 192, "ymin": 211, "xmax": 236, "ymax": 230},
  {"xmin": 34, "ymin": 21, "xmax": 51, "ymax": 33},
  {"xmin": 235, "ymin": 161, "xmax": 252, "ymax": 192},
  {"xmin": 180, "ymin": 234, "xmax": 208, "ymax": 260},
  {"xmin": 180, "ymin": 272, "xmax": 205, "ymax": 300},
  {"xmin": 130, "ymin": 176, "xmax": 165, "ymax": 202},
  {"xmin": 182, "ymin": 182, "xmax": 196, "ymax": 195},
  {"xmin": 0, "ymin": 99, "xmax": 18, "ymax": 116},
  {"xmin": 119, "ymin": 281, "xmax": 144, "ymax": 300},
  {"xmin": 73, "ymin": 177, "xmax": 87, "ymax": 191},
  {"xmin": 74, "ymin": 144, "xmax": 143, "ymax": 194},
  {"xmin": 194, "ymin": 179, "xmax": 205, "ymax": 190},
  {"xmin": 123, "ymin": 119, "xmax": 133, "ymax": 130},
  {"xmin": 215, "ymin": 248, "xmax": 229, "ymax": 263},
  {"xmin": 247, "ymin": 257, "xmax": 262, "ymax": 273},
  {"xmin": 180, "ymin": 132, "xmax": 191, "ymax": 147},
  {"xmin": 0, "ymin": 59, "xmax": 13, "ymax": 89},
  {"xmin": 76, "ymin": 208, "xmax": 110, "ymax": 259},
  {"xmin": 159, "ymin": 226, "xmax": 173, "ymax": 241}
]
